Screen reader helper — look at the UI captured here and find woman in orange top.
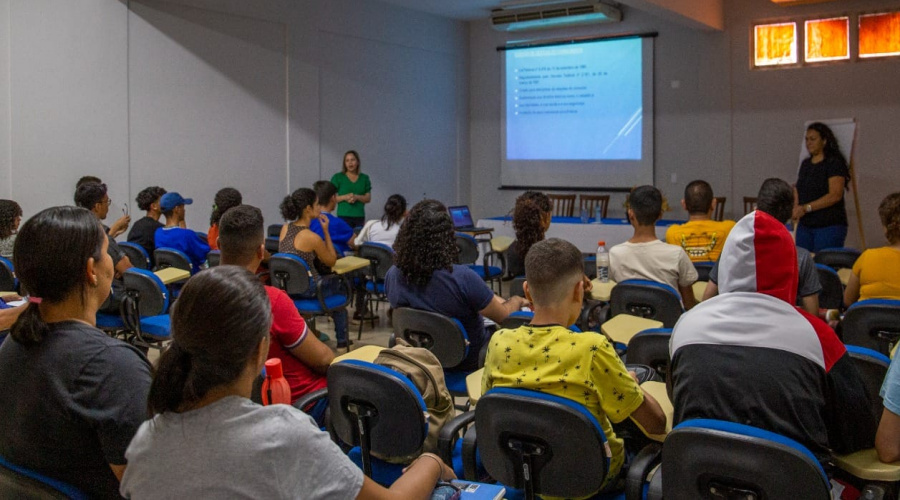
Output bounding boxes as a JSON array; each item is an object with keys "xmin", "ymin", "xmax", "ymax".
[{"xmin": 844, "ymin": 192, "xmax": 900, "ymax": 306}]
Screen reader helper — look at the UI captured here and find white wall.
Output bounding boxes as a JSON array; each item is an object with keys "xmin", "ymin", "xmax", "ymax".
[
  {"xmin": 0, "ymin": 0, "xmax": 468, "ymax": 231},
  {"xmin": 468, "ymin": 0, "xmax": 900, "ymax": 249}
]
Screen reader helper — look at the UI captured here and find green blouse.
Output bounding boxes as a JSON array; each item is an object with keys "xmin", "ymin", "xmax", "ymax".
[{"xmin": 331, "ymin": 172, "xmax": 371, "ymax": 219}]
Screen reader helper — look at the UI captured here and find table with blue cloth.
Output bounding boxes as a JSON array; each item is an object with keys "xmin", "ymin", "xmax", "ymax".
[{"xmin": 477, "ymin": 216, "xmax": 683, "ymax": 254}]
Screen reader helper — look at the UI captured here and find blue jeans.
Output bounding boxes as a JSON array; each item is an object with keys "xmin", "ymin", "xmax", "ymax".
[
  {"xmin": 796, "ymin": 224, "xmax": 848, "ymax": 253},
  {"xmin": 333, "ymin": 309, "xmax": 349, "ymax": 344}
]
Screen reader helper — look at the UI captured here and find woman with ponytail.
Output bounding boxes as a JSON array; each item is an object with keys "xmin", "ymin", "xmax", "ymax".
[
  {"xmin": 121, "ymin": 266, "xmax": 455, "ymax": 499},
  {"xmin": 507, "ymin": 191, "xmax": 552, "ymax": 278},
  {"xmin": 844, "ymin": 192, "xmax": 900, "ymax": 306},
  {"xmin": 354, "ymin": 194, "xmax": 407, "ymax": 247},
  {"xmin": 0, "ymin": 206, "xmax": 152, "ymax": 498}
]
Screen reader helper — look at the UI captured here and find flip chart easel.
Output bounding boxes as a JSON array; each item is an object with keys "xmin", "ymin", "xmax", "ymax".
[{"xmin": 798, "ymin": 118, "xmax": 865, "ymax": 249}]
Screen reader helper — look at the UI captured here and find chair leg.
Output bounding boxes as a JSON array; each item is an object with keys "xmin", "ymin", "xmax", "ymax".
[{"xmin": 357, "ymin": 292, "xmax": 368, "ymax": 340}]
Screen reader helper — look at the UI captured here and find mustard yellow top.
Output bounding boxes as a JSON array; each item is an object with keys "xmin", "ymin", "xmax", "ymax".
[
  {"xmin": 665, "ymin": 219, "xmax": 736, "ymax": 263},
  {"xmin": 482, "ymin": 325, "xmax": 643, "ymax": 492},
  {"xmin": 853, "ymin": 247, "xmax": 900, "ymax": 301}
]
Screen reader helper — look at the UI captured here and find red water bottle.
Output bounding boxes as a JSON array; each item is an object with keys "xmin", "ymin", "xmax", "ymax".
[{"xmin": 261, "ymin": 358, "xmax": 291, "ymax": 405}]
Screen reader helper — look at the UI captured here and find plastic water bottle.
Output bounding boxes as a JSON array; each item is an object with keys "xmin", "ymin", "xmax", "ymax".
[
  {"xmin": 261, "ymin": 358, "xmax": 292, "ymax": 406},
  {"xmin": 596, "ymin": 241, "xmax": 610, "ymax": 283},
  {"xmin": 594, "ymin": 205, "xmax": 603, "ymax": 223}
]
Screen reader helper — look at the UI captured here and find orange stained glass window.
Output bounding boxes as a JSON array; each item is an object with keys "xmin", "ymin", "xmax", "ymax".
[
  {"xmin": 860, "ymin": 11, "xmax": 900, "ymax": 58},
  {"xmin": 805, "ymin": 17, "xmax": 850, "ymax": 62},
  {"xmin": 754, "ymin": 22, "xmax": 798, "ymax": 67}
]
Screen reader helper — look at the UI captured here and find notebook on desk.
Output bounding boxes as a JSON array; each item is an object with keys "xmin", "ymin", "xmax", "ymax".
[
  {"xmin": 448, "ymin": 205, "xmax": 491, "ymax": 232},
  {"xmin": 451, "ymin": 480, "xmax": 505, "ymax": 500}
]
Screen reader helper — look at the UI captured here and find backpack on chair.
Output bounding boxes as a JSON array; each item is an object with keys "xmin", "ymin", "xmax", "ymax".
[{"xmin": 373, "ymin": 338, "xmax": 455, "ymax": 463}]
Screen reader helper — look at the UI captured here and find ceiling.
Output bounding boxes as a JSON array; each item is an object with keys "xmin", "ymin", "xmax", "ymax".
[{"xmin": 374, "ymin": 0, "xmax": 726, "ymax": 31}]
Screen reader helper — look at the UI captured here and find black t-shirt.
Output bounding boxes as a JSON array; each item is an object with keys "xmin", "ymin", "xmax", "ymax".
[
  {"xmin": 796, "ymin": 156, "xmax": 849, "ymax": 228},
  {"xmin": 506, "ymin": 240, "xmax": 526, "ymax": 278},
  {"xmin": 0, "ymin": 321, "xmax": 152, "ymax": 498},
  {"xmin": 127, "ymin": 216, "xmax": 163, "ymax": 261}
]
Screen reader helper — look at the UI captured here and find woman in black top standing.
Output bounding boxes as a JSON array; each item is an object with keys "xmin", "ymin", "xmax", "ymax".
[{"xmin": 793, "ymin": 122, "xmax": 851, "ymax": 252}]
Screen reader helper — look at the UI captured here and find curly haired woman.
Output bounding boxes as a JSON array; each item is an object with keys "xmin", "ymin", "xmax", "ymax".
[
  {"xmin": 506, "ymin": 191, "xmax": 551, "ymax": 278},
  {"xmin": 0, "ymin": 200, "xmax": 22, "ymax": 259},
  {"xmin": 385, "ymin": 200, "xmax": 526, "ymax": 371},
  {"xmin": 844, "ymin": 192, "xmax": 900, "ymax": 306},
  {"xmin": 207, "ymin": 187, "xmax": 242, "ymax": 251}
]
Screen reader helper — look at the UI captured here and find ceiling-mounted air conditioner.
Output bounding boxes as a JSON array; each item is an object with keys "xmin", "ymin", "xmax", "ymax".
[{"xmin": 491, "ymin": 0, "xmax": 622, "ymax": 32}]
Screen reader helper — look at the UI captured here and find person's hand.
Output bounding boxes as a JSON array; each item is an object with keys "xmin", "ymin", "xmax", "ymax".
[
  {"xmin": 582, "ymin": 275, "xmax": 593, "ymax": 293},
  {"xmin": 318, "ymin": 214, "xmax": 330, "ymax": 232},
  {"xmin": 510, "ymin": 295, "xmax": 530, "ymax": 310},
  {"xmin": 404, "ymin": 453, "xmax": 456, "ymax": 482},
  {"xmin": 791, "ymin": 205, "xmax": 805, "ymax": 221},
  {"xmin": 1, "ymin": 294, "xmax": 22, "ymax": 303},
  {"xmin": 347, "ymin": 194, "xmax": 357, "ymax": 204},
  {"xmin": 109, "ymin": 214, "xmax": 131, "ymax": 238}
]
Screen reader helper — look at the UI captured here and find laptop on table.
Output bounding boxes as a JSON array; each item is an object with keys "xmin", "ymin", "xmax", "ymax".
[{"xmin": 448, "ymin": 205, "xmax": 493, "ymax": 234}]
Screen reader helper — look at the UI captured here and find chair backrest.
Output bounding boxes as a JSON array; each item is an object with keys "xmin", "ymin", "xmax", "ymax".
[
  {"xmin": 547, "ymin": 194, "xmax": 576, "ymax": 217},
  {"xmin": 328, "ymin": 360, "xmax": 428, "ymax": 465},
  {"xmin": 579, "ymin": 194, "xmax": 610, "ymax": 219},
  {"xmin": 267, "ymin": 224, "xmax": 282, "ymax": 238},
  {"xmin": 814, "ymin": 247, "xmax": 861, "ymax": 271},
  {"xmin": 662, "ymin": 419, "xmax": 831, "ymax": 500},
  {"xmin": 264, "ymin": 236, "xmax": 280, "ymax": 254},
  {"xmin": 625, "ymin": 328, "xmax": 672, "ymax": 378},
  {"xmin": 122, "ymin": 268, "xmax": 169, "ymax": 317},
  {"xmin": 845, "ymin": 345, "xmax": 890, "ymax": 427},
  {"xmin": 358, "ymin": 242, "xmax": 394, "ymax": 281},
  {"xmin": 0, "ymin": 455, "xmax": 87, "ymax": 500},
  {"xmin": 476, "ymin": 388, "xmax": 610, "ymax": 499},
  {"xmin": 507, "ymin": 276, "xmax": 525, "ymax": 298},
  {"xmin": 454, "ymin": 233, "xmax": 479, "ymax": 265},
  {"xmin": 815, "ymin": 264, "xmax": 844, "ymax": 310},
  {"xmin": 842, "ymin": 299, "xmax": 900, "ymax": 356},
  {"xmin": 206, "ymin": 250, "xmax": 221, "ymax": 267},
  {"xmin": 692, "ymin": 261, "xmax": 715, "ymax": 283},
  {"xmin": 392, "ymin": 308, "xmax": 469, "ymax": 369},
  {"xmin": 0, "ymin": 256, "xmax": 16, "ymax": 292},
  {"xmin": 118, "ymin": 242, "xmax": 150, "ymax": 270},
  {"xmin": 609, "ymin": 280, "xmax": 684, "ymax": 328},
  {"xmin": 499, "ymin": 310, "xmax": 533, "ymax": 330},
  {"xmin": 743, "ymin": 196, "xmax": 757, "ymax": 215},
  {"xmin": 712, "ymin": 196, "xmax": 726, "ymax": 221},
  {"xmin": 153, "ymin": 247, "xmax": 192, "ymax": 272},
  {"xmin": 268, "ymin": 253, "xmax": 315, "ymax": 298}
]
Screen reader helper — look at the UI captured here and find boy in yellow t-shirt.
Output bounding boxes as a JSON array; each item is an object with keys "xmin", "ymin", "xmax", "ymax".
[
  {"xmin": 481, "ymin": 238, "xmax": 666, "ymax": 492},
  {"xmin": 665, "ymin": 180, "xmax": 735, "ymax": 262}
]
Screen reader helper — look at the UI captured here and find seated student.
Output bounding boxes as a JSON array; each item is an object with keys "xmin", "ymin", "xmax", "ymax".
[
  {"xmin": 154, "ymin": 192, "xmax": 210, "ymax": 274},
  {"xmin": 310, "ymin": 180, "xmax": 355, "ymax": 256},
  {"xmin": 207, "ymin": 187, "xmax": 242, "ymax": 251},
  {"xmin": 876, "ymin": 354, "xmax": 900, "ymax": 463},
  {"xmin": 610, "ymin": 185, "xmax": 698, "ymax": 309},
  {"xmin": 665, "ymin": 180, "xmax": 735, "ymax": 262},
  {"xmin": 385, "ymin": 200, "xmax": 527, "ymax": 372},
  {"xmin": 702, "ymin": 178, "xmax": 821, "ymax": 316},
  {"xmin": 507, "ymin": 191, "xmax": 551, "ymax": 278},
  {"xmin": 482, "ymin": 238, "xmax": 666, "ymax": 493},
  {"xmin": 217, "ymin": 205, "xmax": 333, "ymax": 416},
  {"xmin": 0, "ymin": 206, "xmax": 151, "ymax": 498},
  {"xmin": 844, "ymin": 192, "xmax": 900, "ymax": 307},
  {"xmin": 75, "ymin": 175, "xmax": 131, "ymax": 238},
  {"xmin": 671, "ymin": 210, "xmax": 876, "ymax": 461},
  {"xmin": 74, "ymin": 183, "xmax": 134, "ymax": 311},
  {"xmin": 0, "ymin": 199, "xmax": 22, "ymax": 259},
  {"xmin": 279, "ymin": 188, "xmax": 350, "ymax": 348},
  {"xmin": 354, "ymin": 194, "xmax": 407, "ymax": 248},
  {"xmin": 127, "ymin": 186, "xmax": 166, "ymax": 261},
  {"xmin": 120, "ymin": 266, "xmax": 455, "ymax": 499}
]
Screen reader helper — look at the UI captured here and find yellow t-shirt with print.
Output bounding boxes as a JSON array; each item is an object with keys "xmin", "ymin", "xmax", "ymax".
[
  {"xmin": 853, "ymin": 247, "xmax": 900, "ymax": 302},
  {"xmin": 481, "ymin": 325, "xmax": 644, "ymax": 491},
  {"xmin": 665, "ymin": 219, "xmax": 736, "ymax": 262}
]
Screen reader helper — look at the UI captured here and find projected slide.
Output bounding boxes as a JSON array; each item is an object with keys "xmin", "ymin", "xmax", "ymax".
[{"xmin": 505, "ymin": 37, "xmax": 642, "ymax": 161}]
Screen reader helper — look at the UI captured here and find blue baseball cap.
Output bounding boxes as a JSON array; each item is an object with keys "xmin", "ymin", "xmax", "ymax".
[{"xmin": 160, "ymin": 192, "xmax": 193, "ymax": 211}]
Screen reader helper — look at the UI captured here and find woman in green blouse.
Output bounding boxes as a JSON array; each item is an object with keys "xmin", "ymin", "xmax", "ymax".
[{"xmin": 330, "ymin": 150, "xmax": 371, "ymax": 229}]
